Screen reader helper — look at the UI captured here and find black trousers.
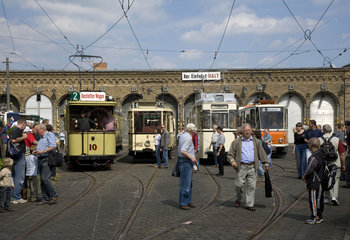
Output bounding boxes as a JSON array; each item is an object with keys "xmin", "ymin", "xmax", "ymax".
[
  {"xmin": 217, "ymin": 146, "xmax": 225, "ymax": 175},
  {"xmin": 308, "ymin": 187, "xmax": 324, "ymax": 219}
]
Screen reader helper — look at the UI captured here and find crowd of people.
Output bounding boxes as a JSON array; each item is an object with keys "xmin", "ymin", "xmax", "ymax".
[
  {"xmin": 0, "ymin": 118, "xmax": 60, "ymax": 213},
  {"xmin": 175, "ymin": 119, "xmax": 350, "ymax": 225}
]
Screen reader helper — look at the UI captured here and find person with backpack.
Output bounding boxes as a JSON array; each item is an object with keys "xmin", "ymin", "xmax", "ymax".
[
  {"xmin": 303, "ymin": 137, "xmax": 325, "ymax": 224},
  {"xmin": 319, "ymin": 124, "xmax": 345, "ymax": 206}
]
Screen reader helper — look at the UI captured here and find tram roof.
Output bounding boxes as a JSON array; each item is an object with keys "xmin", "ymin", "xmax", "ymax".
[{"xmin": 194, "ymin": 93, "xmax": 237, "ymax": 105}]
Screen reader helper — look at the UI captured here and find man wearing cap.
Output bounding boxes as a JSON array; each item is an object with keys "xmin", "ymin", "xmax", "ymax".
[
  {"xmin": 227, "ymin": 123, "xmax": 269, "ymax": 211},
  {"xmin": 177, "ymin": 123, "xmax": 198, "ymax": 210}
]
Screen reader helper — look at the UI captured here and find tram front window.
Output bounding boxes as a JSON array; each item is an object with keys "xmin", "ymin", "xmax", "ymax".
[
  {"xmin": 260, "ymin": 107, "xmax": 283, "ymax": 129},
  {"xmin": 134, "ymin": 111, "xmax": 161, "ymax": 133},
  {"xmin": 212, "ymin": 111, "xmax": 228, "ymax": 129}
]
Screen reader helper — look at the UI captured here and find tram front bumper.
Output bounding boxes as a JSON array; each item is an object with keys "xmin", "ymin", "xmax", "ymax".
[{"xmin": 68, "ymin": 155, "xmax": 116, "ymax": 167}]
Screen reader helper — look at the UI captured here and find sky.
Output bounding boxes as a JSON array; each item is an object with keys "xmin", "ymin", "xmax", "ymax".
[{"xmin": 0, "ymin": 0, "xmax": 349, "ymax": 71}]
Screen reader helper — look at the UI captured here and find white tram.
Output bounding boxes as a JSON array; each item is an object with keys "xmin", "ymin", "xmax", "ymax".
[
  {"xmin": 191, "ymin": 93, "xmax": 238, "ymax": 159},
  {"xmin": 127, "ymin": 102, "xmax": 176, "ymax": 155}
]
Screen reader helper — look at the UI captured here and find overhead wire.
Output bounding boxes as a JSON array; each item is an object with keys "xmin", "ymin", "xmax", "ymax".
[
  {"xmin": 34, "ymin": 0, "xmax": 76, "ymax": 51},
  {"xmin": 118, "ymin": 0, "xmax": 152, "ymax": 70},
  {"xmin": 209, "ymin": 0, "xmax": 236, "ymax": 70},
  {"xmin": 1, "ymin": 0, "xmax": 16, "ymax": 52},
  {"xmin": 272, "ymin": 0, "xmax": 335, "ymax": 68},
  {"xmin": 84, "ymin": 0, "xmax": 135, "ymax": 51},
  {"xmin": 20, "ymin": 20, "xmax": 73, "ymax": 54}
]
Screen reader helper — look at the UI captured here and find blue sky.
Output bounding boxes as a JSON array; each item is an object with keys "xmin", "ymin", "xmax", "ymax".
[{"xmin": 0, "ymin": 0, "xmax": 349, "ymax": 71}]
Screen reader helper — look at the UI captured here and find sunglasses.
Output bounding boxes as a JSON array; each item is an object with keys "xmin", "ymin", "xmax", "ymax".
[{"xmin": 296, "ymin": 125, "xmax": 302, "ymax": 127}]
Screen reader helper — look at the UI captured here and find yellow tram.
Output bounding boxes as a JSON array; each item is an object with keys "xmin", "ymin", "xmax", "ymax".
[
  {"xmin": 127, "ymin": 101, "xmax": 176, "ymax": 155},
  {"xmin": 64, "ymin": 91, "xmax": 122, "ymax": 167}
]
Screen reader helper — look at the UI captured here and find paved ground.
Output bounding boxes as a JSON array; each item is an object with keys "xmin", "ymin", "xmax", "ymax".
[{"xmin": 1, "ymin": 146, "xmax": 350, "ymax": 240}]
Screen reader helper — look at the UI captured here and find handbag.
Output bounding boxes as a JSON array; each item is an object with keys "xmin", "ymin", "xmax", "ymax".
[
  {"xmin": 48, "ymin": 149, "xmax": 64, "ymax": 167},
  {"xmin": 264, "ymin": 170, "xmax": 272, "ymax": 198},
  {"xmin": 7, "ymin": 140, "xmax": 22, "ymax": 158}
]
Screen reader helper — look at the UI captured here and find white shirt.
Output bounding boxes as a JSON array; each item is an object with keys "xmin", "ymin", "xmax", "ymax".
[
  {"xmin": 211, "ymin": 131, "xmax": 219, "ymax": 144},
  {"xmin": 154, "ymin": 134, "xmax": 161, "ymax": 146}
]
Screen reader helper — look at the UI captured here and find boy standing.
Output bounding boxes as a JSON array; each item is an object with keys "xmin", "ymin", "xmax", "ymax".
[
  {"xmin": 0, "ymin": 158, "xmax": 15, "ymax": 212},
  {"xmin": 303, "ymin": 137, "xmax": 324, "ymax": 224}
]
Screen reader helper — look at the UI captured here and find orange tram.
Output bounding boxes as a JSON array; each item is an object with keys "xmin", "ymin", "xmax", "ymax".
[{"xmin": 239, "ymin": 100, "xmax": 288, "ymax": 153}]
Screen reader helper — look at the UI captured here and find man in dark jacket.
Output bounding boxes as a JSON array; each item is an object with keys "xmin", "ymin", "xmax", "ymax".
[{"xmin": 303, "ymin": 137, "xmax": 324, "ymax": 224}]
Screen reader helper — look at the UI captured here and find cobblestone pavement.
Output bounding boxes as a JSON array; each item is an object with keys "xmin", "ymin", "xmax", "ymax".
[{"xmin": 1, "ymin": 146, "xmax": 349, "ymax": 240}]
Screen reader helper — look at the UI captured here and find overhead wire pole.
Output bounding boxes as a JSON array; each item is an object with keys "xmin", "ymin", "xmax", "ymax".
[
  {"xmin": 209, "ymin": 0, "xmax": 236, "ymax": 70},
  {"xmin": 5, "ymin": 57, "xmax": 10, "ymax": 111}
]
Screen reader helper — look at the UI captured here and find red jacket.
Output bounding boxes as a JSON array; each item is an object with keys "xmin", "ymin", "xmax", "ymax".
[{"xmin": 192, "ymin": 132, "xmax": 199, "ymax": 151}]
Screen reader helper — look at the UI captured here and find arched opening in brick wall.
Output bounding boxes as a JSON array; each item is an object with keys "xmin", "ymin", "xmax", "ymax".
[
  {"xmin": 0, "ymin": 94, "xmax": 20, "ymax": 113},
  {"xmin": 25, "ymin": 94, "xmax": 53, "ymax": 125},
  {"xmin": 121, "ymin": 93, "xmax": 143, "ymax": 140},
  {"xmin": 310, "ymin": 93, "xmax": 337, "ymax": 130},
  {"xmin": 279, "ymin": 93, "xmax": 305, "ymax": 142},
  {"xmin": 183, "ymin": 93, "xmax": 196, "ymax": 126},
  {"xmin": 246, "ymin": 93, "xmax": 272, "ymax": 105}
]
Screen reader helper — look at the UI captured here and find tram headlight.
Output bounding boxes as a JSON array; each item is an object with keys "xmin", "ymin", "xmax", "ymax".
[
  {"xmin": 144, "ymin": 140, "xmax": 151, "ymax": 147},
  {"xmin": 278, "ymin": 138, "xmax": 283, "ymax": 144}
]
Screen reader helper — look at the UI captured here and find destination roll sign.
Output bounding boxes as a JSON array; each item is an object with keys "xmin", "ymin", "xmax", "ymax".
[{"xmin": 71, "ymin": 92, "xmax": 106, "ymax": 101}]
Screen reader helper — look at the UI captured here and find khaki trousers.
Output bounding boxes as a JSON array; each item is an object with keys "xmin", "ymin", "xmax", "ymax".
[
  {"xmin": 235, "ymin": 164, "xmax": 257, "ymax": 207},
  {"xmin": 325, "ymin": 168, "xmax": 341, "ymax": 200}
]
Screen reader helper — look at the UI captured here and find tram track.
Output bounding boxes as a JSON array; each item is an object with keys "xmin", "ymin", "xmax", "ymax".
[
  {"xmin": 249, "ymin": 162, "xmax": 307, "ymax": 240},
  {"xmin": 113, "ymin": 168, "xmax": 161, "ymax": 240},
  {"xmin": 14, "ymin": 151, "xmax": 135, "ymax": 240},
  {"xmin": 142, "ymin": 164, "xmax": 222, "ymax": 240}
]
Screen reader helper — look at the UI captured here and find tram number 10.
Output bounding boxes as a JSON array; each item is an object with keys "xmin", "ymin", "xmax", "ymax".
[{"xmin": 89, "ymin": 144, "xmax": 97, "ymax": 151}]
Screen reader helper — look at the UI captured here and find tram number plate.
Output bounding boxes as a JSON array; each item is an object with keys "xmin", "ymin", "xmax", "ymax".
[
  {"xmin": 135, "ymin": 142, "xmax": 143, "ymax": 147},
  {"xmin": 89, "ymin": 144, "xmax": 97, "ymax": 151}
]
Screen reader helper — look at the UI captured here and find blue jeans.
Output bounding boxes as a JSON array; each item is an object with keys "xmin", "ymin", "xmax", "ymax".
[
  {"xmin": 258, "ymin": 161, "xmax": 264, "ymax": 177},
  {"xmin": 38, "ymin": 157, "xmax": 58, "ymax": 201},
  {"xmin": 267, "ymin": 145, "xmax": 272, "ymax": 168},
  {"xmin": 155, "ymin": 145, "xmax": 161, "ymax": 167},
  {"xmin": 12, "ymin": 153, "xmax": 26, "ymax": 200},
  {"xmin": 296, "ymin": 144, "xmax": 308, "ymax": 177},
  {"xmin": 178, "ymin": 157, "xmax": 193, "ymax": 206},
  {"xmin": 161, "ymin": 146, "xmax": 168, "ymax": 167},
  {"xmin": 212, "ymin": 144, "xmax": 218, "ymax": 166}
]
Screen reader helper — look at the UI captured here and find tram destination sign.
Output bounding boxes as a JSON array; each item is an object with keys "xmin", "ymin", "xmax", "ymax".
[
  {"xmin": 71, "ymin": 92, "xmax": 106, "ymax": 101},
  {"xmin": 182, "ymin": 72, "xmax": 221, "ymax": 81}
]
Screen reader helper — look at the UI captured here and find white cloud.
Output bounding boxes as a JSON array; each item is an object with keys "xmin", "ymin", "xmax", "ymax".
[
  {"xmin": 269, "ymin": 40, "xmax": 283, "ymax": 49},
  {"xmin": 150, "ymin": 56, "xmax": 176, "ymax": 69},
  {"xmin": 341, "ymin": 33, "xmax": 350, "ymax": 39},
  {"xmin": 181, "ymin": 11, "xmax": 317, "ymax": 43}
]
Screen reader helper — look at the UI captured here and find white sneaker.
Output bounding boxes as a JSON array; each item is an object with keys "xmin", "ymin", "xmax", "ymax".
[
  {"xmin": 331, "ymin": 197, "xmax": 339, "ymax": 206},
  {"xmin": 12, "ymin": 198, "xmax": 27, "ymax": 204},
  {"xmin": 324, "ymin": 198, "xmax": 329, "ymax": 204}
]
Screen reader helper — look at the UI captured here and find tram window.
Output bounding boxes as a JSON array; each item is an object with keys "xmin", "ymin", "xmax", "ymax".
[
  {"xmin": 250, "ymin": 109, "xmax": 256, "ymax": 128},
  {"xmin": 255, "ymin": 109, "xmax": 261, "ymax": 129},
  {"xmin": 212, "ymin": 111, "xmax": 228, "ymax": 128},
  {"xmin": 229, "ymin": 110, "xmax": 237, "ymax": 129},
  {"xmin": 203, "ymin": 110, "xmax": 210, "ymax": 129},
  {"xmin": 259, "ymin": 107, "xmax": 283, "ymax": 129},
  {"xmin": 134, "ymin": 111, "xmax": 161, "ymax": 133}
]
